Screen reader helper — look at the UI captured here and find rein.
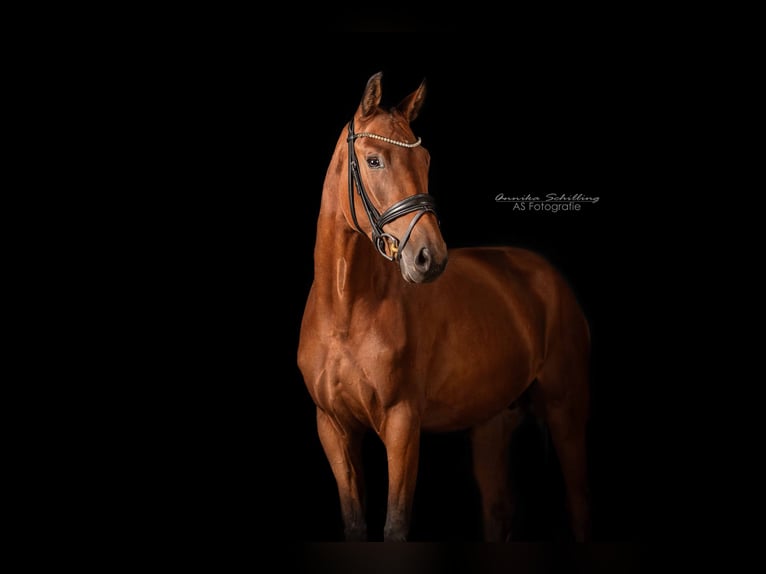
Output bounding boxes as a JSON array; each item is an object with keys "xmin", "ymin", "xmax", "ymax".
[{"xmin": 347, "ymin": 118, "xmax": 437, "ymax": 261}]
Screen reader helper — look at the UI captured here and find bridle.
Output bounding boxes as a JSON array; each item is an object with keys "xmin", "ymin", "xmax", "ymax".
[{"xmin": 347, "ymin": 118, "xmax": 438, "ymax": 261}]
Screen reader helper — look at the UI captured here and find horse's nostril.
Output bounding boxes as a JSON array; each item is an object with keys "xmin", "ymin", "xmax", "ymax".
[{"xmin": 415, "ymin": 247, "xmax": 431, "ymax": 271}]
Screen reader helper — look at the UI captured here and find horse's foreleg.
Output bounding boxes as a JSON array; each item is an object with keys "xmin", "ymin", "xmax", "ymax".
[
  {"xmin": 316, "ymin": 408, "xmax": 367, "ymax": 541},
  {"xmin": 381, "ymin": 402, "xmax": 421, "ymax": 542},
  {"xmin": 471, "ymin": 405, "xmax": 524, "ymax": 541}
]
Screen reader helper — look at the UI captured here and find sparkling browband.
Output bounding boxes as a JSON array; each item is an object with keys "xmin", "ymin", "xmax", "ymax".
[{"xmin": 352, "ymin": 132, "xmax": 422, "ymax": 148}]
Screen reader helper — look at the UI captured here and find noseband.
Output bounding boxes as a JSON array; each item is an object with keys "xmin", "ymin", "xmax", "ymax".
[{"xmin": 347, "ymin": 118, "xmax": 438, "ymax": 261}]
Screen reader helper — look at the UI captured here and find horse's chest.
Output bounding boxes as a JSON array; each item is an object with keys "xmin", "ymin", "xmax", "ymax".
[{"xmin": 305, "ymin": 332, "xmax": 406, "ymax": 426}]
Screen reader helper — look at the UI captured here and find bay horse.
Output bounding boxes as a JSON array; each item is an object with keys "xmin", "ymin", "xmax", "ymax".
[{"xmin": 297, "ymin": 72, "xmax": 591, "ymax": 542}]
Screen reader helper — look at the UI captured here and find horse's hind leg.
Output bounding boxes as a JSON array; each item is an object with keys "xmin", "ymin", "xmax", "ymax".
[
  {"xmin": 534, "ymin": 357, "xmax": 591, "ymax": 542},
  {"xmin": 316, "ymin": 408, "xmax": 367, "ymax": 541},
  {"xmin": 471, "ymin": 405, "xmax": 524, "ymax": 541}
]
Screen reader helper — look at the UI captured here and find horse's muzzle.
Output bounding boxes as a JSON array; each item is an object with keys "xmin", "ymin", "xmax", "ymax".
[{"xmin": 400, "ymin": 244, "xmax": 448, "ymax": 283}]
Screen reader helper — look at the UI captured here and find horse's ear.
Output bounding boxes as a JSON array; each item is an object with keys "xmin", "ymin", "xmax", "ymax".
[
  {"xmin": 396, "ymin": 78, "xmax": 426, "ymax": 122},
  {"xmin": 358, "ymin": 71, "xmax": 383, "ymax": 118}
]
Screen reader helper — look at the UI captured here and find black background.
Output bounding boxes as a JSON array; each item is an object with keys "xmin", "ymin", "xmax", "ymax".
[{"xmin": 125, "ymin": 23, "xmax": 647, "ymax": 564}]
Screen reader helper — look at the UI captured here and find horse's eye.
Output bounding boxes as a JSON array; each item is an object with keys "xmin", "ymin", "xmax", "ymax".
[{"xmin": 366, "ymin": 157, "xmax": 383, "ymax": 169}]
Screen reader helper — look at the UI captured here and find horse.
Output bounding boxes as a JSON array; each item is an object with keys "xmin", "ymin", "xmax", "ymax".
[{"xmin": 297, "ymin": 72, "xmax": 591, "ymax": 542}]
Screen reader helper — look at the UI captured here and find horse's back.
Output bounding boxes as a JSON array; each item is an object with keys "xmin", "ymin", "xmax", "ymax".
[
  {"xmin": 437, "ymin": 246, "xmax": 577, "ymax": 313},
  {"xmin": 448, "ymin": 245, "xmax": 591, "ymax": 375},
  {"xmin": 411, "ymin": 245, "xmax": 589, "ymax": 431},
  {"xmin": 448, "ymin": 245, "xmax": 560, "ymax": 280},
  {"xmin": 447, "ymin": 245, "xmax": 584, "ymax": 310}
]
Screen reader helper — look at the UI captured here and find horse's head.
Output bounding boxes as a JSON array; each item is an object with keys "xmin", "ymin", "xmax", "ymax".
[{"xmin": 344, "ymin": 72, "xmax": 448, "ymax": 284}]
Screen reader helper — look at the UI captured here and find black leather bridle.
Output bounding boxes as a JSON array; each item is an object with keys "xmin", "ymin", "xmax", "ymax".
[{"xmin": 347, "ymin": 118, "xmax": 438, "ymax": 261}]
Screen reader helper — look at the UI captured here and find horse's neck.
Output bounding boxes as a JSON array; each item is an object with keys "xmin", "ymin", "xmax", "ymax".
[{"xmin": 313, "ymin": 203, "xmax": 400, "ymax": 328}]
